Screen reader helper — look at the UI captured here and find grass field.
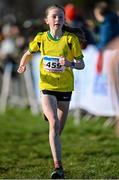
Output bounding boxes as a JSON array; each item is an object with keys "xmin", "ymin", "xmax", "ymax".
[{"xmin": 0, "ymin": 108, "xmax": 119, "ymax": 179}]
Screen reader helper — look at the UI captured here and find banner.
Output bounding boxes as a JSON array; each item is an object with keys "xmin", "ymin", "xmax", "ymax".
[{"xmin": 70, "ymin": 45, "xmax": 118, "ymax": 116}]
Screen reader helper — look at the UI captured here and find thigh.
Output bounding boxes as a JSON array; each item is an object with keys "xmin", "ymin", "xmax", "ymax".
[
  {"xmin": 57, "ymin": 101, "xmax": 70, "ymax": 134},
  {"xmin": 41, "ymin": 93, "xmax": 58, "ymax": 123}
]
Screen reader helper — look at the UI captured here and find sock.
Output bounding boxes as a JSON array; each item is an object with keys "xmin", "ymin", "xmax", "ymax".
[{"xmin": 54, "ymin": 160, "xmax": 62, "ymax": 169}]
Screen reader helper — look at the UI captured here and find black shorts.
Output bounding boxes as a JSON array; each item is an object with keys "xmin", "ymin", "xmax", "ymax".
[{"xmin": 42, "ymin": 90, "xmax": 72, "ymax": 101}]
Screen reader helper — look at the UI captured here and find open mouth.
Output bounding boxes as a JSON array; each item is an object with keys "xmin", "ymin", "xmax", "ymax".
[{"xmin": 55, "ymin": 24, "xmax": 60, "ymax": 26}]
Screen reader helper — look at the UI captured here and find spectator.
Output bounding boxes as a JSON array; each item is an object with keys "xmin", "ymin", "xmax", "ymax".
[
  {"xmin": 93, "ymin": 1, "xmax": 119, "ymax": 74},
  {"xmin": 0, "ymin": 23, "xmax": 25, "ymax": 75},
  {"xmin": 94, "ymin": 1, "xmax": 119, "ymax": 50},
  {"xmin": 64, "ymin": 3, "xmax": 96, "ymax": 48}
]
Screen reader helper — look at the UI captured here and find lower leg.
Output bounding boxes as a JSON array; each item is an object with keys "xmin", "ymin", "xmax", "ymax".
[
  {"xmin": 57, "ymin": 101, "xmax": 70, "ymax": 135},
  {"xmin": 49, "ymin": 125, "xmax": 62, "ymax": 169},
  {"xmin": 50, "ymin": 127, "xmax": 64, "ymax": 179}
]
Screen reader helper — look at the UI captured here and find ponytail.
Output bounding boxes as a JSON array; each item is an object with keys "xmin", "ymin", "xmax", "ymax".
[{"xmin": 62, "ymin": 24, "xmax": 87, "ymax": 48}]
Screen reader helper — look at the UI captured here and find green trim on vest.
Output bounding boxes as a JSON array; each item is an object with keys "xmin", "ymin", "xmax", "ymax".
[{"xmin": 47, "ymin": 31, "xmax": 62, "ymax": 41}]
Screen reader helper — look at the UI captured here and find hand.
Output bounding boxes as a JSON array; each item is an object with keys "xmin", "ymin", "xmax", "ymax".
[
  {"xmin": 59, "ymin": 56, "xmax": 65, "ymax": 66},
  {"xmin": 17, "ymin": 65, "xmax": 26, "ymax": 73},
  {"xmin": 59, "ymin": 56, "xmax": 71, "ymax": 67}
]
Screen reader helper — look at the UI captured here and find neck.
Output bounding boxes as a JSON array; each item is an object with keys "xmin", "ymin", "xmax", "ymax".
[{"xmin": 50, "ymin": 29, "xmax": 63, "ymax": 39}]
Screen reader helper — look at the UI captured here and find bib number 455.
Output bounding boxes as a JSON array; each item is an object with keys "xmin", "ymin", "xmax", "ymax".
[
  {"xmin": 46, "ymin": 62, "xmax": 61, "ymax": 69},
  {"xmin": 43, "ymin": 56, "xmax": 65, "ymax": 72}
]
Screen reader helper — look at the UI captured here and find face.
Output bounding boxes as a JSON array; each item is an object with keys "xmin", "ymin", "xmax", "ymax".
[
  {"xmin": 45, "ymin": 7, "xmax": 65, "ymax": 31},
  {"xmin": 94, "ymin": 8, "xmax": 104, "ymax": 22}
]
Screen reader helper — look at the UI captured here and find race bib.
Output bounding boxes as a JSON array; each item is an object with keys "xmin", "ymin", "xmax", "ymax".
[{"xmin": 43, "ymin": 56, "xmax": 65, "ymax": 72}]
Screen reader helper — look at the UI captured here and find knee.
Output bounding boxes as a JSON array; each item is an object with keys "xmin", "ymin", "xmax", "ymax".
[{"xmin": 49, "ymin": 118, "xmax": 60, "ymax": 135}]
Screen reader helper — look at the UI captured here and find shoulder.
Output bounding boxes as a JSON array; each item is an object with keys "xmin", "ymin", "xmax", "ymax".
[
  {"xmin": 34, "ymin": 31, "xmax": 47, "ymax": 41},
  {"xmin": 65, "ymin": 31, "xmax": 77, "ymax": 38},
  {"xmin": 37, "ymin": 31, "xmax": 47, "ymax": 36},
  {"xmin": 65, "ymin": 31, "xmax": 79, "ymax": 43}
]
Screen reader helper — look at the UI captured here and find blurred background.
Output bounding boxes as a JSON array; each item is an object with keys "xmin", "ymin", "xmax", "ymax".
[{"xmin": 0, "ymin": 0, "xmax": 119, "ymax": 22}]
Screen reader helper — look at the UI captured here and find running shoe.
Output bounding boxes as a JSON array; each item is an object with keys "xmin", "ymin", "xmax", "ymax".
[{"xmin": 51, "ymin": 167, "xmax": 64, "ymax": 179}]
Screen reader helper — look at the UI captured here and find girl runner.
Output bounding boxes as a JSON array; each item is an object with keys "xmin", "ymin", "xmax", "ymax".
[{"xmin": 17, "ymin": 4, "xmax": 85, "ymax": 179}]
